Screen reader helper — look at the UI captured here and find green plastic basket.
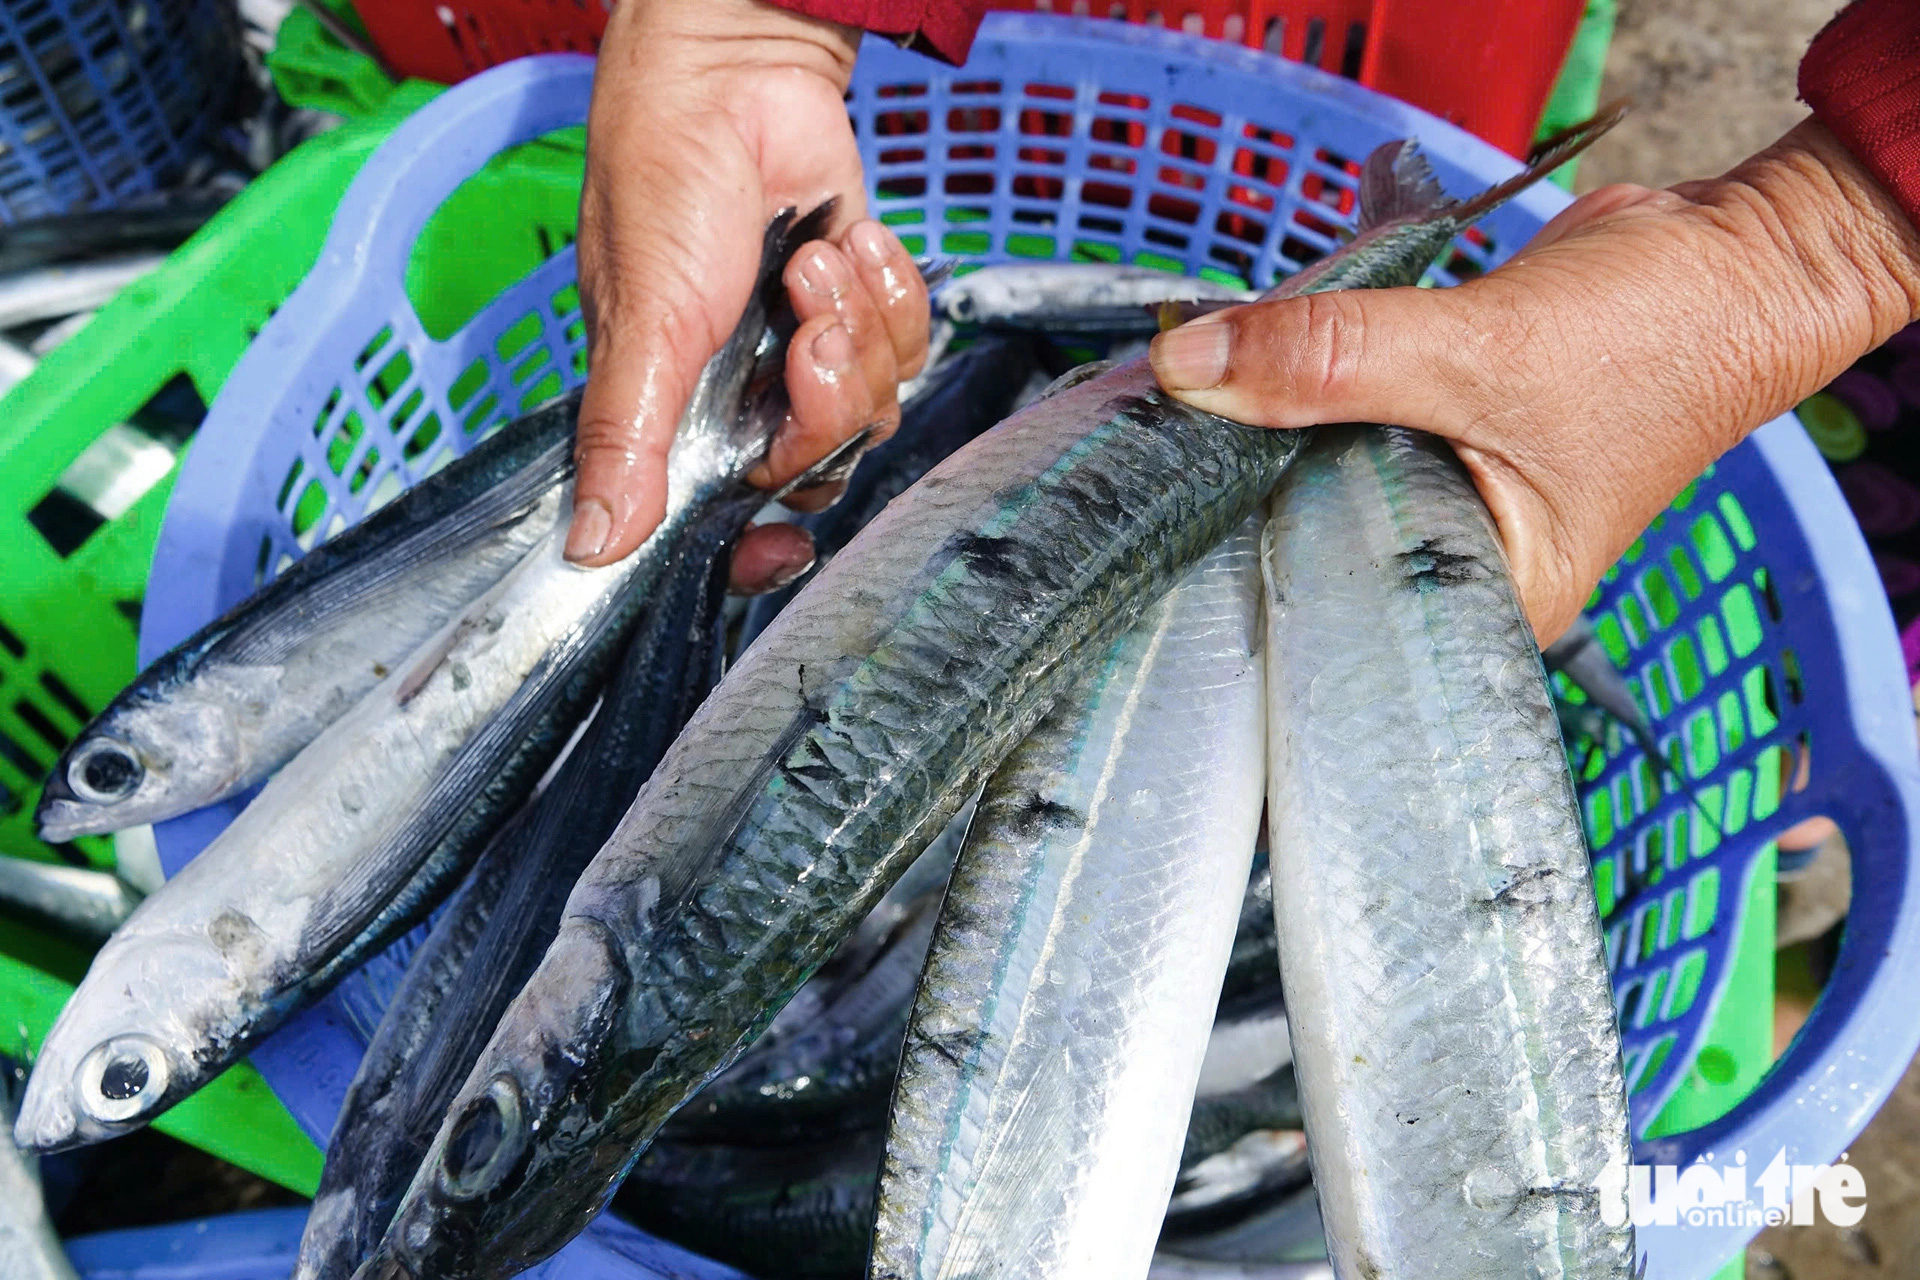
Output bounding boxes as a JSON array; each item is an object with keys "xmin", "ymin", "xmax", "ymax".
[{"xmin": 0, "ymin": 79, "xmax": 584, "ymax": 1192}]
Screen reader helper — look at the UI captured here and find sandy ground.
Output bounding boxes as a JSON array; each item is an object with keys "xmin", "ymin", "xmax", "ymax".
[
  {"xmin": 1578, "ymin": 0, "xmax": 1833, "ymax": 193},
  {"xmin": 1587, "ymin": 2, "xmax": 1920, "ymax": 1275}
]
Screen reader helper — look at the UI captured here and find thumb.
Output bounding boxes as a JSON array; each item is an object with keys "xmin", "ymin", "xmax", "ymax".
[{"xmin": 1147, "ymin": 285, "xmax": 1503, "ymax": 442}]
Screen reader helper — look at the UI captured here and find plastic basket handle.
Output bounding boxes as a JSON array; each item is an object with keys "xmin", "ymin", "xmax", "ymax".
[{"xmin": 307, "ymin": 53, "xmax": 593, "ymax": 291}]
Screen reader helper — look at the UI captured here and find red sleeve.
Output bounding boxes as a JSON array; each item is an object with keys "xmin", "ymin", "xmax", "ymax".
[
  {"xmin": 1799, "ymin": 0, "xmax": 1920, "ymax": 229},
  {"xmin": 763, "ymin": 0, "xmax": 989, "ymax": 65}
]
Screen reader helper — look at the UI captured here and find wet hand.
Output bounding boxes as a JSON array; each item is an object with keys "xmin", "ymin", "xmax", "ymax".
[
  {"xmin": 1151, "ymin": 120, "xmax": 1920, "ymax": 642},
  {"xmin": 572, "ymin": 0, "xmax": 929, "ymax": 592}
]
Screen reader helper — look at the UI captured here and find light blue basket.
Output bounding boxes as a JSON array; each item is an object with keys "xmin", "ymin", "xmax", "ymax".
[{"xmin": 138, "ymin": 18, "xmax": 1920, "ymax": 1278}]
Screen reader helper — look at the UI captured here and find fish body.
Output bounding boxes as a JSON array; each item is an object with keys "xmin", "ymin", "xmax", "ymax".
[
  {"xmin": 372, "ymin": 356, "xmax": 1300, "ymax": 1278},
  {"xmin": 367, "ymin": 113, "xmax": 1620, "ymax": 1278},
  {"xmin": 0, "ymin": 858, "xmax": 140, "ymax": 941},
  {"xmin": 737, "ymin": 334, "xmax": 1040, "ymax": 652},
  {"xmin": 293, "ymin": 488, "xmax": 753, "ymax": 1280},
  {"xmin": 15, "ymin": 207, "xmax": 830, "ymax": 1155},
  {"xmin": 1, "ymin": 1068, "xmax": 77, "ymax": 1280},
  {"xmin": 36, "ymin": 394, "xmax": 580, "ymax": 842},
  {"xmin": 933, "ymin": 263, "xmax": 1254, "ymax": 334},
  {"xmin": 870, "ymin": 524, "xmax": 1266, "ymax": 1280},
  {"xmin": 1217, "ymin": 851, "xmax": 1276, "ymax": 1011},
  {"xmin": 1262, "ymin": 427, "xmax": 1634, "ymax": 1277},
  {"xmin": 1156, "ymin": 1183, "xmax": 1328, "ymax": 1271}
]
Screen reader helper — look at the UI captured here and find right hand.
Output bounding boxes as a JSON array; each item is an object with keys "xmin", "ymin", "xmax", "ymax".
[
  {"xmin": 569, "ymin": 0, "xmax": 930, "ymax": 591},
  {"xmin": 1151, "ymin": 120, "xmax": 1920, "ymax": 643}
]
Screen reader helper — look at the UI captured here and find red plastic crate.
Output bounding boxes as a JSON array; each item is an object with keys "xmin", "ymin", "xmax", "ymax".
[{"xmin": 346, "ymin": 0, "xmax": 1580, "ymax": 158}]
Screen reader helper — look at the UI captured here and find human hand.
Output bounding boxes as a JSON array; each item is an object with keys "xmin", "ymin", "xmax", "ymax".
[
  {"xmin": 571, "ymin": 0, "xmax": 929, "ymax": 590},
  {"xmin": 1150, "ymin": 120, "xmax": 1920, "ymax": 642}
]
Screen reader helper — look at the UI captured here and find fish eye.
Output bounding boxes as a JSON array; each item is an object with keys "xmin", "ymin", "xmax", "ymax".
[
  {"xmin": 76, "ymin": 1036, "xmax": 170, "ymax": 1124},
  {"xmin": 68, "ymin": 741, "xmax": 144, "ymax": 804},
  {"xmin": 441, "ymin": 1076, "xmax": 527, "ymax": 1199}
]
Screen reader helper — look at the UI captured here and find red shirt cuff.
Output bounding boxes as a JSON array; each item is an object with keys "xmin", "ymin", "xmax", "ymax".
[
  {"xmin": 762, "ymin": 0, "xmax": 988, "ymax": 64},
  {"xmin": 1800, "ymin": 0, "xmax": 1920, "ymax": 230}
]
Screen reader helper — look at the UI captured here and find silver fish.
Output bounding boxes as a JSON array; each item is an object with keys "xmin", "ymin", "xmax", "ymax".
[
  {"xmin": 0, "ymin": 254, "xmax": 162, "ymax": 329},
  {"xmin": 933, "ymin": 262, "xmax": 1254, "ymax": 334},
  {"xmin": 870, "ymin": 523, "xmax": 1266, "ymax": 1280},
  {"xmin": 1157, "ymin": 1181, "xmax": 1328, "ymax": 1270},
  {"xmin": 368, "ymin": 367, "xmax": 1297, "ymax": 1279},
  {"xmin": 0, "ymin": 856, "xmax": 141, "ymax": 941},
  {"xmin": 294, "ymin": 483, "xmax": 757, "ymax": 1280},
  {"xmin": 1262, "ymin": 427, "xmax": 1633, "ymax": 1277},
  {"xmin": 1147, "ymin": 1261, "xmax": 1332, "ymax": 1280},
  {"xmin": 14, "ymin": 206, "xmax": 830, "ymax": 1155},
  {"xmin": 36, "ymin": 394, "xmax": 579, "ymax": 842},
  {"xmin": 365, "ymin": 111, "xmax": 1619, "ymax": 1279},
  {"xmin": 0, "ymin": 1064, "xmax": 77, "ymax": 1280}
]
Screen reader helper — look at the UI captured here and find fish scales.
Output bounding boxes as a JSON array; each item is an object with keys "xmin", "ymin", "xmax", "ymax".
[
  {"xmin": 370, "ymin": 361, "xmax": 1300, "ymax": 1279},
  {"xmin": 871, "ymin": 522, "xmax": 1267, "ymax": 1280},
  {"xmin": 1262, "ymin": 425, "xmax": 1632, "ymax": 1278}
]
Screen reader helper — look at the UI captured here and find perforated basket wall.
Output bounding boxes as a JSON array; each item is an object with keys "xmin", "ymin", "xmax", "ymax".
[
  {"xmin": 0, "ymin": 0, "xmax": 242, "ymax": 222},
  {"xmin": 140, "ymin": 21, "xmax": 1920, "ymax": 1279}
]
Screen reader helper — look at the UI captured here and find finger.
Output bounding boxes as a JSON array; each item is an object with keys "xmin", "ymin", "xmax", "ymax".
[
  {"xmin": 842, "ymin": 219, "xmax": 931, "ymax": 380},
  {"xmin": 786, "ymin": 239, "xmax": 902, "ymax": 416},
  {"xmin": 1147, "ymin": 286, "xmax": 1497, "ymax": 440},
  {"xmin": 568, "ymin": 98, "xmax": 761, "ymax": 566},
  {"xmin": 750, "ymin": 311, "xmax": 894, "ymax": 492},
  {"xmin": 729, "ymin": 522, "xmax": 817, "ymax": 595}
]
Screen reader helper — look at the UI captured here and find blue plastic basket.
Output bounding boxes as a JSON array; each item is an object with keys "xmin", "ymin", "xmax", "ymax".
[
  {"xmin": 0, "ymin": 0, "xmax": 241, "ymax": 223},
  {"xmin": 136, "ymin": 17, "xmax": 1920, "ymax": 1279}
]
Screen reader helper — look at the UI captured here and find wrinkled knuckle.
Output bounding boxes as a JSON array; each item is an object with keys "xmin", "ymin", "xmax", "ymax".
[{"xmin": 1268, "ymin": 291, "xmax": 1368, "ymax": 402}]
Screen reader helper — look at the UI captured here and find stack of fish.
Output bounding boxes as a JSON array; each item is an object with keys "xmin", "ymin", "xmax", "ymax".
[{"xmin": 11, "ymin": 109, "xmax": 1666, "ymax": 1280}]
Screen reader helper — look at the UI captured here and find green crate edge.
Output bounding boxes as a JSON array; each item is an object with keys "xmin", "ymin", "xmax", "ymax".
[{"xmin": 0, "ymin": 83, "xmax": 584, "ymax": 1192}]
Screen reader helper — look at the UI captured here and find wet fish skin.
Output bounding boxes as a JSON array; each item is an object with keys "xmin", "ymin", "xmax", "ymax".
[
  {"xmin": 1181, "ymin": 1067, "xmax": 1301, "ymax": 1173},
  {"xmin": 293, "ymin": 490, "xmax": 755, "ymax": 1280},
  {"xmin": 15, "ymin": 206, "xmax": 829, "ymax": 1157},
  {"xmin": 0, "ymin": 857, "xmax": 140, "ymax": 942},
  {"xmin": 1262, "ymin": 426, "xmax": 1634, "ymax": 1278},
  {"xmin": 619, "ymin": 1125, "xmax": 888, "ymax": 1280},
  {"xmin": 36, "ymin": 393, "xmax": 580, "ymax": 843},
  {"xmin": 933, "ymin": 263, "xmax": 1254, "ymax": 334},
  {"xmin": 1, "ymin": 1065, "xmax": 77, "ymax": 1280},
  {"xmin": 871, "ymin": 524, "xmax": 1266, "ymax": 1280},
  {"xmin": 1155, "ymin": 1182, "xmax": 1328, "ymax": 1272},
  {"xmin": 737, "ymin": 334, "xmax": 1041, "ymax": 652},
  {"xmin": 369, "ymin": 347, "xmax": 1301, "ymax": 1279}
]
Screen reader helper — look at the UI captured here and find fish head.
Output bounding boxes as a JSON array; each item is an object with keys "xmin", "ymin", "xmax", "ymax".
[
  {"xmin": 14, "ymin": 932, "xmax": 234, "ymax": 1151},
  {"xmin": 37, "ymin": 689, "xmax": 246, "ymax": 841},
  {"xmin": 370, "ymin": 918, "xmax": 633, "ymax": 1279}
]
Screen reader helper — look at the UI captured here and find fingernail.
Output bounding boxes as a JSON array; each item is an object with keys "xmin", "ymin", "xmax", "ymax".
[
  {"xmin": 565, "ymin": 497, "xmax": 612, "ymax": 562},
  {"xmin": 812, "ymin": 322, "xmax": 855, "ymax": 374},
  {"xmin": 1151, "ymin": 322, "xmax": 1232, "ymax": 391},
  {"xmin": 850, "ymin": 221, "xmax": 891, "ymax": 267},
  {"xmin": 799, "ymin": 248, "xmax": 844, "ymax": 299},
  {"xmin": 760, "ymin": 554, "xmax": 815, "ymax": 592}
]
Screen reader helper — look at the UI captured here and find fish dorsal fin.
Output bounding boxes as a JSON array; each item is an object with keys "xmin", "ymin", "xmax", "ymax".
[
  {"xmin": 1450, "ymin": 99, "xmax": 1630, "ymax": 224},
  {"xmin": 1357, "ymin": 139, "xmax": 1447, "ymax": 231}
]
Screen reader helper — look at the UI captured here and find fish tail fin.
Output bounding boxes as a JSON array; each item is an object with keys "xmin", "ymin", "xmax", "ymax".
[
  {"xmin": 764, "ymin": 426, "xmax": 877, "ymax": 505},
  {"xmin": 1356, "ymin": 139, "xmax": 1448, "ymax": 231},
  {"xmin": 1448, "ymin": 99, "xmax": 1629, "ymax": 225}
]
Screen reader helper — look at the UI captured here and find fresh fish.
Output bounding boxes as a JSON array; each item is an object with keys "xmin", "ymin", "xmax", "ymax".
[
  {"xmin": 293, "ymin": 489, "xmax": 754, "ymax": 1280},
  {"xmin": 666, "ymin": 835, "xmax": 952, "ymax": 1143},
  {"xmin": 36, "ymin": 393, "xmax": 579, "ymax": 842},
  {"xmin": 0, "ymin": 198, "xmax": 227, "ymax": 275},
  {"xmin": 371, "ymin": 363, "xmax": 1295, "ymax": 1280},
  {"xmin": 1156, "ymin": 1181, "xmax": 1331, "ymax": 1272},
  {"xmin": 1147, "ymin": 1260, "xmax": 1332, "ymax": 1280},
  {"xmin": 933, "ymin": 263, "xmax": 1254, "ymax": 334},
  {"xmin": 1164, "ymin": 1128, "xmax": 1312, "ymax": 1235},
  {"xmin": 1545, "ymin": 614, "xmax": 1721, "ymax": 834},
  {"xmin": 1217, "ymin": 850, "xmax": 1276, "ymax": 1011},
  {"xmin": 871, "ymin": 523, "xmax": 1265, "ymax": 1280},
  {"xmin": 1181, "ymin": 1067, "xmax": 1301, "ymax": 1174},
  {"xmin": 620, "ymin": 1125, "xmax": 888, "ymax": 1280},
  {"xmin": 0, "ymin": 857, "xmax": 141, "ymax": 942},
  {"xmin": 737, "ymin": 334, "xmax": 1041, "ymax": 651},
  {"xmin": 14, "ymin": 206, "xmax": 830, "ymax": 1155},
  {"xmin": 0, "ymin": 255, "xmax": 164, "ymax": 329},
  {"xmin": 1, "ymin": 1063, "xmax": 78, "ymax": 1280},
  {"xmin": 1261, "ymin": 425, "xmax": 1634, "ymax": 1277},
  {"xmin": 366, "ymin": 113, "xmax": 1617, "ymax": 1278}
]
